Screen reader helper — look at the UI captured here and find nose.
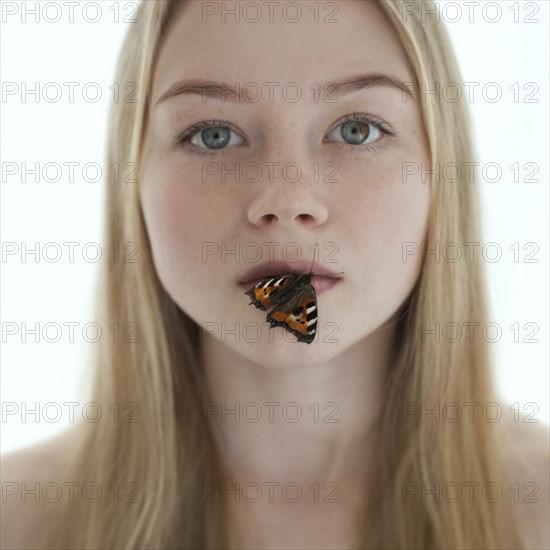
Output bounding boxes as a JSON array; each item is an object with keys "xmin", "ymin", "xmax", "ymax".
[
  {"xmin": 246, "ymin": 133, "xmax": 330, "ymax": 229},
  {"xmin": 247, "ymin": 183, "xmax": 329, "ymax": 228}
]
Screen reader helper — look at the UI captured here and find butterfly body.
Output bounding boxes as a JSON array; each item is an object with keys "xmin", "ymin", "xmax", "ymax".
[{"xmin": 244, "ymin": 273, "xmax": 318, "ymax": 344}]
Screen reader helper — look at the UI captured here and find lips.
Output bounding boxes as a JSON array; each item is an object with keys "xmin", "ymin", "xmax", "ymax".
[
  {"xmin": 237, "ymin": 259, "xmax": 343, "ymax": 295},
  {"xmin": 238, "ymin": 259, "xmax": 341, "ymax": 284}
]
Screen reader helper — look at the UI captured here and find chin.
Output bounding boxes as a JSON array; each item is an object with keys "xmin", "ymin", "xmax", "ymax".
[{"xmin": 216, "ymin": 328, "xmax": 352, "ymax": 369}]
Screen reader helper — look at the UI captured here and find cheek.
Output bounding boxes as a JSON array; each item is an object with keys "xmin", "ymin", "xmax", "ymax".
[
  {"xmin": 139, "ymin": 158, "xmax": 236, "ymax": 320},
  {"xmin": 337, "ymin": 152, "xmax": 430, "ymax": 320}
]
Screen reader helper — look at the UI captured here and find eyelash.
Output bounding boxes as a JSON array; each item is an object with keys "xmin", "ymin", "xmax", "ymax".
[{"xmin": 174, "ymin": 111, "xmax": 397, "ymax": 158}]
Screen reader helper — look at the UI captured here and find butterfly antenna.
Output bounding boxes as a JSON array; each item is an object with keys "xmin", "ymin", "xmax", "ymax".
[
  {"xmin": 310, "ymin": 243, "xmax": 344, "ymax": 277},
  {"xmin": 310, "ymin": 243, "xmax": 319, "ymax": 274}
]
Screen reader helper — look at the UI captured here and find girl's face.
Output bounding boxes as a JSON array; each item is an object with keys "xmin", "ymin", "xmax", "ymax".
[{"xmin": 140, "ymin": 0, "xmax": 431, "ymax": 367}]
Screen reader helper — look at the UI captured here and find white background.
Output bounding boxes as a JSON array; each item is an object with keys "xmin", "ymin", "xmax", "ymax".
[{"xmin": 1, "ymin": 0, "xmax": 548, "ymax": 454}]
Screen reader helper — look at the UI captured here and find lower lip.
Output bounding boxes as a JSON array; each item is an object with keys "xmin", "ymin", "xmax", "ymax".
[
  {"xmin": 311, "ymin": 276, "xmax": 342, "ymax": 295},
  {"xmin": 238, "ymin": 276, "xmax": 342, "ymax": 296}
]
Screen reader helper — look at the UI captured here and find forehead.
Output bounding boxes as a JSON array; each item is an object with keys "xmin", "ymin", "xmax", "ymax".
[{"xmin": 152, "ymin": 0, "xmax": 413, "ymax": 98}]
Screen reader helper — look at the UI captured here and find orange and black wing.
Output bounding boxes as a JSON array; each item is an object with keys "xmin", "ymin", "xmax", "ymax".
[
  {"xmin": 244, "ymin": 275, "xmax": 296, "ymax": 311},
  {"xmin": 266, "ymin": 294, "xmax": 318, "ymax": 344}
]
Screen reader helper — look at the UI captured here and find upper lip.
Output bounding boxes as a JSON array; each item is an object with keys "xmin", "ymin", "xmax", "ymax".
[{"xmin": 238, "ymin": 260, "xmax": 343, "ymax": 284}]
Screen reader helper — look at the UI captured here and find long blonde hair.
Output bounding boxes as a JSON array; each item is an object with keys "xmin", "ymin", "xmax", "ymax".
[{"xmin": 62, "ymin": 1, "xmax": 522, "ymax": 548}]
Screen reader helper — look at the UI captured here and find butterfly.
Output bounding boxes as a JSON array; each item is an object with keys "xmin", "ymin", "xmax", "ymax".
[
  {"xmin": 244, "ymin": 272, "xmax": 318, "ymax": 344},
  {"xmin": 243, "ymin": 245, "xmax": 344, "ymax": 344}
]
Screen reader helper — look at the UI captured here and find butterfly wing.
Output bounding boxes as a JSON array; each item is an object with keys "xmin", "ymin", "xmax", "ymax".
[
  {"xmin": 244, "ymin": 274, "xmax": 297, "ymax": 311},
  {"xmin": 267, "ymin": 293, "xmax": 318, "ymax": 344}
]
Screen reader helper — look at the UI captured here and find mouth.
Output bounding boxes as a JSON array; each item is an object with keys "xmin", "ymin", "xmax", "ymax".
[{"xmin": 237, "ymin": 260, "xmax": 343, "ymax": 295}]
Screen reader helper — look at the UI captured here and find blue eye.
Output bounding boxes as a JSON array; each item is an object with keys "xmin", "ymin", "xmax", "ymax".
[
  {"xmin": 324, "ymin": 112, "xmax": 396, "ymax": 152},
  {"xmin": 198, "ymin": 127, "xmax": 231, "ymax": 149},
  {"xmin": 190, "ymin": 124, "xmax": 244, "ymax": 151},
  {"xmin": 330, "ymin": 119, "xmax": 382, "ymax": 145},
  {"xmin": 175, "ymin": 120, "xmax": 245, "ymax": 157}
]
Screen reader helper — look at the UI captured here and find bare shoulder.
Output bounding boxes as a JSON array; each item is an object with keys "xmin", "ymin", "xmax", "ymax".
[
  {"xmin": 501, "ymin": 419, "xmax": 550, "ymax": 549},
  {"xmin": 1, "ymin": 426, "xmax": 84, "ymax": 549}
]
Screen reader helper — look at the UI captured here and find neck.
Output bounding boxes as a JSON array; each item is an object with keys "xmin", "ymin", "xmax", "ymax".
[{"xmin": 200, "ymin": 328, "xmax": 394, "ymax": 485}]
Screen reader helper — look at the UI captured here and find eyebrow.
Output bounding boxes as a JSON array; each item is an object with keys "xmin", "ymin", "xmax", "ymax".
[{"xmin": 154, "ymin": 73, "xmax": 415, "ymax": 106}]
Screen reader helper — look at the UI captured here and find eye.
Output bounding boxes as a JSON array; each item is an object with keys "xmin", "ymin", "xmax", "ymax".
[
  {"xmin": 324, "ymin": 112, "xmax": 396, "ymax": 151},
  {"xmin": 175, "ymin": 112, "xmax": 396, "ymax": 158},
  {"xmin": 175, "ymin": 120, "xmax": 245, "ymax": 157}
]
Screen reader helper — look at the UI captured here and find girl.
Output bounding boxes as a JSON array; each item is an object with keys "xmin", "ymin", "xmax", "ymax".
[{"xmin": 2, "ymin": 1, "xmax": 547, "ymax": 548}]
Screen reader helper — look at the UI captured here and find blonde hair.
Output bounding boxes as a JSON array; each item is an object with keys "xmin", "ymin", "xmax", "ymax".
[{"xmin": 62, "ymin": 1, "xmax": 522, "ymax": 548}]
